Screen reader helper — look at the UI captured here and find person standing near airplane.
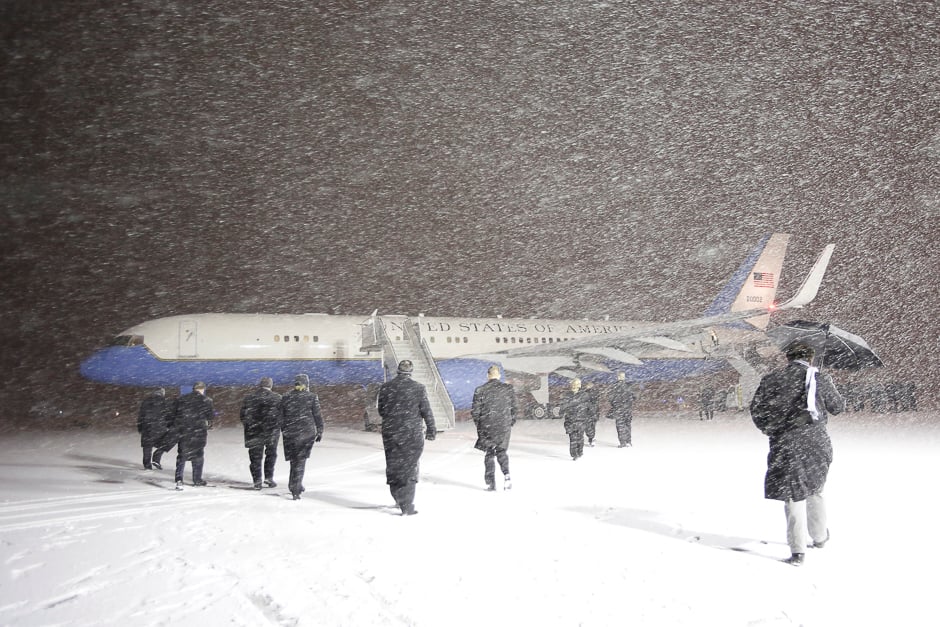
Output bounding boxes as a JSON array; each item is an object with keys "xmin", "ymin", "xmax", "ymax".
[
  {"xmin": 562, "ymin": 378, "xmax": 592, "ymax": 460},
  {"xmin": 137, "ymin": 387, "xmax": 170, "ymax": 470},
  {"xmin": 583, "ymin": 381, "xmax": 601, "ymax": 446},
  {"xmin": 171, "ymin": 381, "xmax": 214, "ymax": 489},
  {"xmin": 150, "ymin": 424, "xmax": 176, "ymax": 470},
  {"xmin": 377, "ymin": 360, "xmax": 436, "ymax": 515},
  {"xmin": 700, "ymin": 386, "xmax": 716, "ymax": 420},
  {"xmin": 749, "ymin": 343, "xmax": 845, "ymax": 566},
  {"xmin": 607, "ymin": 372, "xmax": 636, "ymax": 448},
  {"xmin": 239, "ymin": 377, "xmax": 282, "ymax": 490},
  {"xmin": 471, "ymin": 365, "xmax": 517, "ymax": 491},
  {"xmin": 278, "ymin": 374, "xmax": 323, "ymax": 500}
]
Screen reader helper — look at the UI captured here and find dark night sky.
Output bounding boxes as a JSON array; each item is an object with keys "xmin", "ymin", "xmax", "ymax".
[{"xmin": 1, "ymin": 1, "xmax": 938, "ymax": 428}]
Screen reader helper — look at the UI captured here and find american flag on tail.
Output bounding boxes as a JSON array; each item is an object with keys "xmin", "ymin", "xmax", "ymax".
[{"xmin": 753, "ymin": 272, "xmax": 775, "ymax": 288}]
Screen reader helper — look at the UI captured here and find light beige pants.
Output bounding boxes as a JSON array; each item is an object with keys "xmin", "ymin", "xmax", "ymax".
[{"xmin": 784, "ymin": 492, "xmax": 827, "ymax": 554}]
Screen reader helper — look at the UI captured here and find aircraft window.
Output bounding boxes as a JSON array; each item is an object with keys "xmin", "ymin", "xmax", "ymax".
[
  {"xmin": 430, "ymin": 336, "xmax": 436, "ymax": 343},
  {"xmin": 284, "ymin": 335, "xmax": 290, "ymax": 342},
  {"xmin": 109, "ymin": 335, "xmax": 144, "ymax": 347},
  {"xmin": 494, "ymin": 337, "xmax": 499, "ymax": 343},
  {"xmin": 447, "ymin": 337, "xmax": 452, "ymax": 343},
  {"xmin": 303, "ymin": 335, "xmax": 309, "ymax": 342},
  {"xmin": 526, "ymin": 338, "xmax": 531, "ymax": 344},
  {"xmin": 294, "ymin": 336, "xmax": 300, "ymax": 342},
  {"xmin": 275, "ymin": 335, "xmax": 280, "ymax": 342},
  {"xmin": 510, "ymin": 337, "xmax": 516, "ymax": 344},
  {"xmin": 463, "ymin": 337, "xmax": 468, "ymax": 343},
  {"xmin": 313, "ymin": 336, "xmax": 319, "ymax": 342},
  {"xmin": 541, "ymin": 338, "xmax": 546, "ymax": 343}
]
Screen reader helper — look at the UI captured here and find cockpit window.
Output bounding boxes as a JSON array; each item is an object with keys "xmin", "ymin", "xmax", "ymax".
[{"xmin": 109, "ymin": 335, "xmax": 144, "ymax": 347}]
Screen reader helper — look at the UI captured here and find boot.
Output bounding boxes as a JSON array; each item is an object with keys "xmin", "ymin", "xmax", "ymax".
[
  {"xmin": 782, "ymin": 553, "xmax": 804, "ymax": 566},
  {"xmin": 810, "ymin": 529, "xmax": 830, "ymax": 549}
]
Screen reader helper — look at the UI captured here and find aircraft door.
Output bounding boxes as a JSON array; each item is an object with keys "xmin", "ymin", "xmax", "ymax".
[{"xmin": 179, "ymin": 319, "xmax": 198, "ymax": 357}]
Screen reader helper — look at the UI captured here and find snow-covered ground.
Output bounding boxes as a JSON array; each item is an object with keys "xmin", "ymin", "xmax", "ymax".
[{"xmin": 1, "ymin": 411, "xmax": 936, "ymax": 626}]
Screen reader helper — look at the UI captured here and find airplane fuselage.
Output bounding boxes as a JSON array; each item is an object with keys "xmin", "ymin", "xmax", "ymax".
[{"xmin": 80, "ymin": 312, "xmax": 731, "ymax": 409}]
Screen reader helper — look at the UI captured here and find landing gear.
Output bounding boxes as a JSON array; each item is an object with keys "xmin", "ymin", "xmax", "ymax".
[
  {"xmin": 525, "ymin": 402, "xmax": 561, "ymax": 420},
  {"xmin": 528, "ymin": 403, "xmax": 548, "ymax": 420}
]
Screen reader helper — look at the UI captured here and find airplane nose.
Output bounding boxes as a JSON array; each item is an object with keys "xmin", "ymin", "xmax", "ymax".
[{"xmin": 79, "ymin": 350, "xmax": 107, "ymax": 382}]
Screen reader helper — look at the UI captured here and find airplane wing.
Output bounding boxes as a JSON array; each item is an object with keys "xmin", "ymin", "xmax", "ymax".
[{"xmin": 482, "ymin": 243, "xmax": 835, "ymax": 374}]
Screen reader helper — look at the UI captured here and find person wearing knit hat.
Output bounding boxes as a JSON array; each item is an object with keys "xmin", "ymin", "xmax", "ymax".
[
  {"xmin": 377, "ymin": 360, "xmax": 437, "ymax": 515},
  {"xmin": 278, "ymin": 373, "xmax": 323, "ymax": 500}
]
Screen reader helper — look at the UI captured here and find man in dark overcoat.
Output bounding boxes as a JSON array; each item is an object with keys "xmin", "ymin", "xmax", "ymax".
[
  {"xmin": 377, "ymin": 360, "xmax": 436, "ymax": 515},
  {"xmin": 240, "ymin": 376, "xmax": 283, "ymax": 490},
  {"xmin": 471, "ymin": 365, "xmax": 517, "ymax": 491},
  {"xmin": 750, "ymin": 343, "xmax": 845, "ymax": 565},
  {"xmin": 171, "ymin": 381, "xmax": 214, "ymax": 489},
  {"xmin": 137, "ymin": 387, "xmax": 170, "ymax": 470},
  {"xmin": 582, "ymin": 381, "xmax": 601, "ymax": 446},
  {"xmin": 700, "ymin": 386, "xmax": 716, "ymax": 420},
  {"xmin": 607, "ymin": 372, "xmax": 636, "ymax": 448},
  {"xmin": 562, "ymin": 378, "xmax": 592, "ymax": 460},
  {"xmin": 278, "ymin": 374, "xmax": 324, "ymax": 500}
]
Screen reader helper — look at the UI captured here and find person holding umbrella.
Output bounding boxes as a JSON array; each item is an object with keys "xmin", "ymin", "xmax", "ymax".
[{"xmin": 749, "ymin": 343, "xmax": 845, "ymax": 566}]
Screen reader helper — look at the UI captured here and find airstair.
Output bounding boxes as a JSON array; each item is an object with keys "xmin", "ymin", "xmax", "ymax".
[{"xmin": 360, "ymin": 314, "xmax": 456, "ymax": 431}]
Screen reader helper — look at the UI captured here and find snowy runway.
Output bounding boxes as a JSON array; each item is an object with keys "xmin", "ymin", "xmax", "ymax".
[{"xmin": 1, "ymin": 412, "xmax": 937, "ymax": 626}]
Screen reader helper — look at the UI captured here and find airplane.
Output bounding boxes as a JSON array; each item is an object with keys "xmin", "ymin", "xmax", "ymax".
[{"xmin": 80, "ymin": 233, "xmax": 835, "ymax": 429}]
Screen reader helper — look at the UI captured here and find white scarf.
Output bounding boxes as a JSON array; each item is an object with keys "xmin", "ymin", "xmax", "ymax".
[{"xmin": 795, "ymin": 359, "xmax": 819, "ymax": 421}]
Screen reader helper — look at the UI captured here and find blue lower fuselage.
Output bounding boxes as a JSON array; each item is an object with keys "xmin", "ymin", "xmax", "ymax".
[{"xmin": 80, "ymin": 346, "xmax": 729, "ymax": 410}]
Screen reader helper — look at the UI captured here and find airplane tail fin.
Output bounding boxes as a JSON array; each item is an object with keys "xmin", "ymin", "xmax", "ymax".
[{"xmin": 701, "ymin": 233, "xmax": 790, "ymax": 331}]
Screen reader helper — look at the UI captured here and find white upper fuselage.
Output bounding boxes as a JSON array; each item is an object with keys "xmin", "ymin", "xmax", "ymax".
[{"xmin": 122, "ymin": 313, "xmax": 687, "ymax": 362}]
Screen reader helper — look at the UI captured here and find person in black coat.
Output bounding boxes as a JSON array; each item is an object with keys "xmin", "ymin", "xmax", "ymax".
[
  {"xmin": 700, "ymin": 386, "xmax": 716, "ymax": 420},
  {"xmin": 137, "ymin": 388, "xmax": 170, "ymax": 470},
  {"xmin": 750, "ymin": 343, "xmax": 845, "ymax": 566},
  {"xmin": 471, "ymin": 365, "xmax": 517, "ymax": 491},
  {"xmin": 150, "ymin": 391, "xmax": 179, "ymax": 471},
  {"xmin": 239, "ymin": 377, "xmax": 283, "ymax": 490},
  {"xmin": 582, "ymin": 382, "xmax": 601, "ymax": 446},
  {"xmin": 562, "ymin": 378, "xmax": 592, "ymax": 460},
  {"xmin": 278, "ymin": 374, "xmax": 324, "ymax": 500},
  {"xmin": 377, "ymin": 360, "xmax": 436, "ymax": 515},
  {"xmin": 607, "ymin": 372, "xmax": 636, "ymax": 448},
  {"xmin": 171, "ymin": 381, "xmax": 214, "ymax": 489}
]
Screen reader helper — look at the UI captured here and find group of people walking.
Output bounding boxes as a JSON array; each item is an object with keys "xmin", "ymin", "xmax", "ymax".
[
  {"xmin": 137, "ymin": 344, "xmax": 844, "ymax": 565},
  {"xmin": 137, "ymin": 381, "xmax": 214, "ymax": 489},
  {"xmin": 136, "ymin": 363, "xmax": 639, "ymax": 511},
  {"xmin": 137, "ymin": 374, "xmax": 324, "ymax": 499},
  {"xmin": 562, "ymin": 372, "xmax": 637, "ymax": 459}
]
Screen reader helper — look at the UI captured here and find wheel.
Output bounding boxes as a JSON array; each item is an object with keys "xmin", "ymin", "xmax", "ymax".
[{"xmin": 530, "ymin": 404, "xmax": 547, "ymax": 420}]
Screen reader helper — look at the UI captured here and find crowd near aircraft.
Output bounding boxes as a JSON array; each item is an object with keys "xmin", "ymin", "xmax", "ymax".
[{"xmin": 80, "ymin": 234, "xmax": 834, "ymax": 429}]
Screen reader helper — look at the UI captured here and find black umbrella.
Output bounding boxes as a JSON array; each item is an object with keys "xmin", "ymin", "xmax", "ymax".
[{"xmin": 766, "ymin": 320, "xmax": 884, "ymax": 371}]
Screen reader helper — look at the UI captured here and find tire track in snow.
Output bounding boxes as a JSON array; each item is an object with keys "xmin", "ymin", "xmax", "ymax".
[{"xmin": 0, "ymin": 489, "xmax": 231, "ymax": 532}]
